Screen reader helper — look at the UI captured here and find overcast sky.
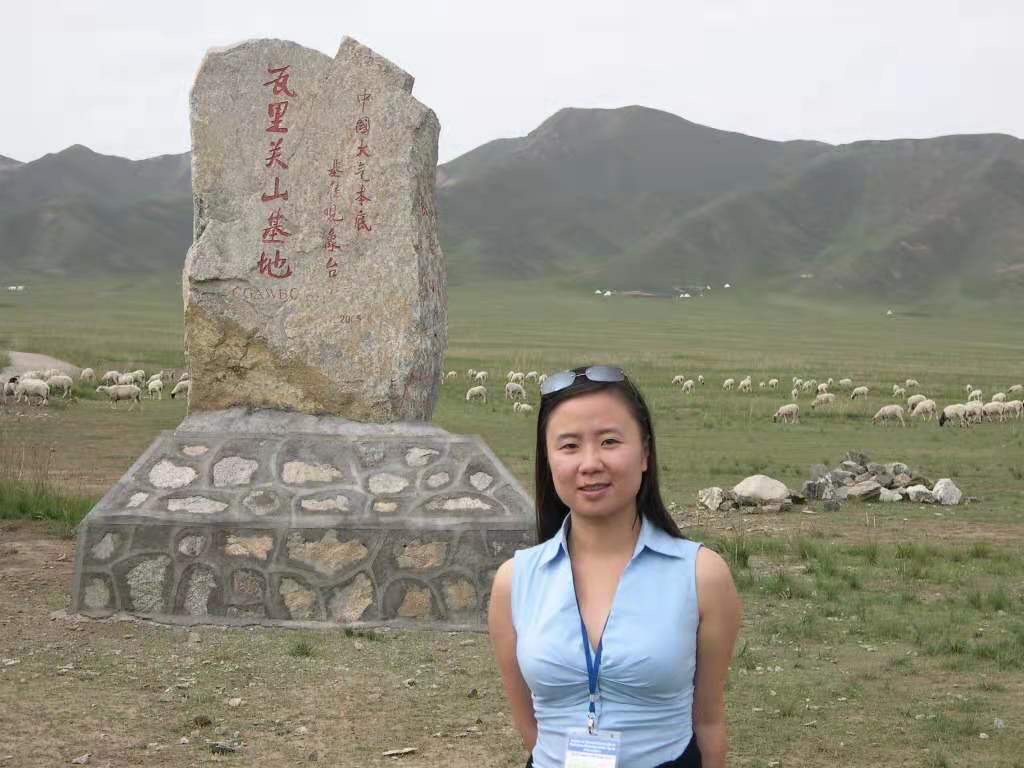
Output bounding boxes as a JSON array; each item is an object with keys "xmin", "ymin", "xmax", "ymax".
[{"xmin": 8, "ymin": 0, "xmax": 1023, "ymax": 165}]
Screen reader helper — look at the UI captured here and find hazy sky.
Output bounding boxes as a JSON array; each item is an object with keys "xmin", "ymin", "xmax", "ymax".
[{"xmin": 8, "ymin": 0, "xmax": 1023, "ymax": 164}]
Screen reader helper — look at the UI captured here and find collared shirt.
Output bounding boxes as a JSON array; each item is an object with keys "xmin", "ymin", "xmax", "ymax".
[{"xmin": 512, "ymin": 513, "xmax": 703, "ymax": 768}]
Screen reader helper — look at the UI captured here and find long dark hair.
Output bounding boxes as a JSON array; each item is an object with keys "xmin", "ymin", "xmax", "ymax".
[{"xmin": 534, "ymin": 365, "xmax": 684, "ymax": 543}]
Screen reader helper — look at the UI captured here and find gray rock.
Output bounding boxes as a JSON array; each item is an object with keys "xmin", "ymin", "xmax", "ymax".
[
  {"xmin": 840, "ymin": 461, "xmax": 866, "ymax": 475},
  {"xmin": 809, "ymin": 464, "xmax": 829, "ymax": 480},
  {"xmin": 885, "ymin": 462, "xmax": 910, "ymax": 476},
  {"xmin": 732, "ymin": 474, "xmax": 790, "ymax": 503},
  {"xmin": 878, "ymin": 488, "xmax": 902, "ymax": 503},
  {"xmin": 932, "ymin": 478, "xmax": 962, "ymax": 506},
  {"xmin": 874, "ymin": 472, "xmax": 895, "ymax": 489},
  {"xmin": 892, "ymin": 473, "xmax": 914, "ymax": 488},
  {"xmin": 828, "ymin": 470, "xmax": 854, "ymax": 486},
  {"xmin": 854, "ymin": 472, "xmax": 873, "ymax": 484},
  {"xmin": 843, "ymin": 450, "xmax": 872, "ymax": 467},
  {"xmin": 697, "ymin": 487, "xmax": 725, "ymax": 512},
  {"xmin": 833, "ymin": 486, "xmax": 850, "ymax": 501},
  {"xmin": 184, "ymin": 37, "xmax": 445, "ymax": 421},
  {"xmin": 802, "ymin": 479, "xmax": 826, "ymax": 500},
  {"xmin": 866, "ymin": 463, "xmax": 886, "ymax": 476},
  {"xmin": 906, "ymin": 485, "xmax": 935, "ymax": 503},
  {"xmin": 848, "ymin": 480, "xmax": 882, "ymax": 500}
]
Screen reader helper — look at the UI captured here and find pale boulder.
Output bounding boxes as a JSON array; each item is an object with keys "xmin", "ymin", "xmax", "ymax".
[
  {"xmin": 931, "ymin": 478, "xmax": 962, "ymax": 506},
  {"xmin": 731, "ymin": 475, "xmax": 789, "ymax": 503}
]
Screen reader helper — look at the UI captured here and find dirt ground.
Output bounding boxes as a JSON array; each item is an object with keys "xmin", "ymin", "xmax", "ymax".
[{"xmin": 1, "ymin": 351, "xmax": 81, "ymax": 382}]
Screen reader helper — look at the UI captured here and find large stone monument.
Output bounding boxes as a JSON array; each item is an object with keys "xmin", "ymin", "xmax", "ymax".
[{"xmin": 71, "ymin": 38, "xmax": 534, "ymax": 629}]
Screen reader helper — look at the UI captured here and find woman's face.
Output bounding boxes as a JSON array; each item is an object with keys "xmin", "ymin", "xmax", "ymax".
[{"xmin": 544, "ymin": 390, "xmax": 649, "ymax": 521}]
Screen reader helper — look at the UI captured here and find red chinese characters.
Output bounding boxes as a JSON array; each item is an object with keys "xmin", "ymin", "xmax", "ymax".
[
  {"xmin": 351, "ymin": 88, "xmax": 375, "ymax": 235},
  {"xmin": 256, "ymin": 65, "xmax": 296, "ymax": 278}
]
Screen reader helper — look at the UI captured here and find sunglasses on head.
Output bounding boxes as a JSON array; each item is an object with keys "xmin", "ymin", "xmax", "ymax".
[{"xmin": 539, "ymin": 365, "xmax": 626, "ymax": 396}]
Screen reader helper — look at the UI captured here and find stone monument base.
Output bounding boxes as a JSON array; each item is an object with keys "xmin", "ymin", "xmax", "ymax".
[{"xmin": 71, "ymin": 409, "xmax": 534, "ymax": 630}]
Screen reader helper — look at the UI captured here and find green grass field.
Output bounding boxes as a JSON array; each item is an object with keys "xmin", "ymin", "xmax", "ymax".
[{"xmin": 1, "ymin": 274, "xmax": 1022, "ymax": 766}]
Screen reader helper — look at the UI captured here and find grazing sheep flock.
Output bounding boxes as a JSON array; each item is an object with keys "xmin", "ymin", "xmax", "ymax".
[{"xmin": 1, "ymin": 365, "xmax": 188, "ymax": 413}]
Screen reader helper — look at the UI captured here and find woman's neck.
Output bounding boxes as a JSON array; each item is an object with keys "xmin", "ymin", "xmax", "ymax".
[{"xmin": 567, "ymin": 507, "xmax": 642, "ymax": 561}]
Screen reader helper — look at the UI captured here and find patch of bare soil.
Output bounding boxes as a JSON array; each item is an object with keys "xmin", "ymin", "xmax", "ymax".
[{"xmin": 1, "ymin": 351, "xmax": 81, "ymax": 382}]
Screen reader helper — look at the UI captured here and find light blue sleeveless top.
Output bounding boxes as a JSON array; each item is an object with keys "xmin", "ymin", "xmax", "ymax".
[{"xmin": 512, "ymin": 513, "xmax": 703, "ymax": 768}]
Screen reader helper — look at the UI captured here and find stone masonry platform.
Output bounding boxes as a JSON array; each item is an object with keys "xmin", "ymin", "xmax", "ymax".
[{"xmin": 71, "ymin": 409, "xmax": 535, "ymax": 630}]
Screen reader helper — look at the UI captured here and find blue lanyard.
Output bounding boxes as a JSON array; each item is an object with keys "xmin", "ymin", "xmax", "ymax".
[{"xmin": 579, "ymin": 614, "xmax": 604, "ymax": 733}]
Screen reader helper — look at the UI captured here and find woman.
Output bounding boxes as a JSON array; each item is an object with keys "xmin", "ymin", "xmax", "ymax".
[{"xmin": 488, "ymin": 365, "xmax": 742, "ymax": 768}]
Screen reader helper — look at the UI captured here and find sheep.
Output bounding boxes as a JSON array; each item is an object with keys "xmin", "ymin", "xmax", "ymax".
[
  {"xmin": 537, "ymin": 374, "xmax": 548, "ymax": 387},
  {"xmin": 722, "ymin": 378, "xmax": 735, "ymax": 391},
  {"xmin": 506, "ymin": 370, "xmax": 516, "ymax": 381},
  {"xmin": 758, "ymin": 381, "xmax": 766, "ymax": 390},
  {"xmin": 991, "ymin": 392, "xmax": 1006, "ymax": 403},
  {"xmin": 79, "ymin": 368, "xmax": 96, "ymax": 384},
  {"xmin": 147, "ymin": 379, "xmax": 164, "ymax": 400},
  {"xmin": 790, "ymin": 387, "xmax": 800, "ymax": 400},
  {"xmin": 465, "ymin": 385, "xmax": 487, "ymax": 403},
  {"xmin": 905, "ymin": 378, "xmax": 920, "ymax": 390},
  {"xmin": 801, "ymin": 380, "xmax": 815, "ymax": 392},
  {"xmin": 1008, "ymin": 384, "xmax": 1023, "ymax": 395},
  {"xmin": 466, "ymin": 368, "xmax": 477, "ymax": 379},
  {"xmin": 504, "ymin": 382, "xmax": 526, "ymax": 401},
  {"xmin": 968, "ymin": 389, "xmax": 983, "ymax": 403},
  {"xmin": 811, "ymin": 392, "xmax": 836, "ymax": 409},
  {"xmin": 850, "ymin": 386, "xmax": 870, "ymax": 400},
  {"xmin": 510, "ymin": 372, "xmax": 525, "ymax": 385},
  {"xmin": 816, "ymin": 382, "xmax": 830, "ymax": 394},
  {"xmin": 964, "ymin": 401, "xmax": 984, "ymax": 424},
  {"xmin": 938, "ymin": 403, "xmax": 967, "ymax": 428},
  {"xmin": 964, "ymin": 383, "xmax": 974, "ymax": 395},
  {"xmin": 116, "ymin": 373, "xmax": 135, "ymax": 386},
  {"xmin": 738, "ymin": 378, "xmax": 752, "ymax": 393},
  {"xmin": 96, "ymin": 384, "xmax": 142, "ymax": 410},
  {"xmin": 45, "ymin": 374, "xmax": 74, "ymax": 399},
  {"xmin": 473, "ymin": 371, "xmax": 488, "ymax": 384},
  {"xmin": 793, "ymin": 378, "xmax": 803, "ymax": 389},
  {"xmin": 525, "ymin": 371, "xmax": 539, "ymax": 382},
  {"xmin": 2, "ymin": 376, "xmax": 18, "ymax": 402},
  {"xmin": 100, "ymin": 370, "xmax": 120, "ymax": 385},
  {"xmin": 178, "ymin": 371, "xmax": 190, "ymax": 381},
  {"xmin": 43, "ymin": 368, "xmax": 61, "ymax": 380},
  {"xmin": 838, "ymin": 378, "xmax": 853, "ymax": 390},
  {"xmin": 671, "ymin": 375, "xmax": 686, "ymax": 386},
  {"xmin": 892, "ymin": 386, "xmax": 906, "ymax": 400},
  {"xmin": 512, "ymin": 401, "xmax": 534, "ymax": 415},
  {"xmin": 872, "ymin": 404, "xmax": 906, "ymax": 427},
  {"xmin": 910, "ymin": 398, "xmax": 936, "ymax": 421},
  {"xmin": 15, "ymin": 378, "xmax": 49, "ymax": 406},
  {"xmin": 772, "ymin": 403, "xmax": 800, "ymax": 424},
  {"xmin": 906, "ymin": 393, "xmax": 927, "ymax": 411},
  {"xmin": 682, "ymin": 379, "xmax": 695, "ymax": 393},
  {"xmin": 982, "ymin": 401, "xmax": 1005, "ymax": 423},
  {"xmin": 1003, "ymin": 400, "xmax": 1023, "ymax": 419},
  {"xmin": 768, "ymin": 378, "xmax": 779, "ymax": 390},
  {"xmin": 697, "ymin": 375, "xmax": 704, "ymax": 386},
  {"xmin": 170, "ymin": 380, "xmax": 191, "ymax": 399},
  {"xmin": 127, "ymin": 369, "xmax": 146, "ymax": 384}
]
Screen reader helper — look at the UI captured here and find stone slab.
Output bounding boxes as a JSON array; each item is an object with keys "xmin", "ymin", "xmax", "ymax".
[{"xmin": 71, "ymin": 409, "xmax": 534, "ymax": 630}]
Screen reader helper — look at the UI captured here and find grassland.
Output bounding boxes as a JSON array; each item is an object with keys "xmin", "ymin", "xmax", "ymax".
[{"xmin": 0, "ymin": 275, "xmax": 1022, "ymax": 766}]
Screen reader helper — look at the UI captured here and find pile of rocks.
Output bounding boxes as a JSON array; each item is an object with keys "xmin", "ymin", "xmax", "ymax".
[
  {"xmin": 800, "ymin": 450, "xmax": 963, "ymax": 510},
  {"xmin": 697, "ymin": 474, "xmax": 805, "ymax": 515}
]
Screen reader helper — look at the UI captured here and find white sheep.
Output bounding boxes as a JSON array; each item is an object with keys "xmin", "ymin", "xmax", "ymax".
[
  {"xmin": 128, "ymin": 369, "xmax": 146, "ymax": 384},
  {"xmin": 811, "ymin": 393, "xmax": 836, "ymax": 409},
  {"xmin": 772, "ymin": 403, "xmax": 800, "ymax": 424},
  {"xmin": 43, "ymin": 368, "xmax": 61, "ymax": 380},
  {"xmin": 722, "ymin": 378, "xmax": 735, "ymax": 391},
  {"xmin": 905, "ymin": 378, "xmax": 920, "ymax": 389},
  {"xmin": 872, "ymin": 404, "xmax": 906, "ymax": 427},
  {"xmin": 816, "ymin": 382, "xmax": 830, "ymax": 394},
  {"xmin": 893, "ymin": 386, "xmax": 906, "ymax": 399},
  {"xmin": 910, "ymin": 398, "xmax": 936, "ymax": 421},
  {"xmin": 793, "ymin": 377, "xmax": 803, "ymax": 389},
  {"xmin": 45, "ymin": 374, "xmax": 74, "ymax": 399},
  {"xmin": 2, "ymin": 376, "xmax": 18, "ymax": 402},
  {"xmin": 510, "ymin": 372, "xmax": 525, "ymax": 384},
  {"xmin": 79, "ymin": 368, "xmax": 96, "ymax": 384},
  {"xmin": 445, "ymin": 370, "xmax": 457, "ymax": 381},
  {"xmin": 525, "ymin": 371, "xmax": 539, "ymax": 382},
  {"xmin": 179, "ymin": 371, "xmax": 191, "ymax": 381},
  {"xmin": 15, "ymin": 378, "xmax": 49, "ymax": 406},
  {"xmin": 504, "ymin": 382, "xmax": 526, "ymax": 401},
  {"xmin": 968, "ymin": 389, "xmax": 983, "ymax": 403},
  {"xmin": 801, "ymin": 380, "xmax": 815, "ymax": 392},
  {"xmin": 682, "ymin": 379, "xmax": 695, "ymax": 393},
  {"xmin": 506, "ymin": 370, "xmax": 516, "ymax": 381},
  {"xmin": 906, "ymin": 393, "xmax": 927, "ymax": 411},
  {"xmin": 758, "ymin": 381, "xmax": 766, "ymax": 390},
  {"xmin": 513, "ymin": 402, "xmax": 534, "ymax": 415},
  {"xmin": 738, "ymin": 378, "xmax": 752, "ymax": 393},
  {"xmin": 467, "ymin": 368, "xmax": 477, "ymax": 379},
  {"xmin": 1003, "ymin": 400, "xmax": 1023, "ymax": 419},
  {"xmin": 22, "ymin": 370, "xmax": 43, "ymax": 381},
  {"xmin": 465, "ymin": 385, "xmax": 487, "ymax": 403},
  {"xmin": 671, "ymin": 375, "xmax": 686, "ymax": 386},
  {"xmin": 790, "ymin": 387, "xmax": 800, "ymax": 400},
  {"xmin": 170, "ymin": 380, "xmax": 191, "ymax": 399},
  {"xmin": 850, "ymin": 386, "xmax": 870, "ymax": 400},
  {"xmin": 965, "ymin": 401, "xmax": 984, "ymax": 424},
  {"xmin": 938, "ymin": 403, "xmax": 967, "ymax": 428},
  {"xmin": 768, "ymin": 378, "xmax": 779, "ymax": 390},
  {"xmin": 1008, "ymin": 384, "xmax": 1023, "ymax": 395},
  {"xmin": 696, "ymin": 375, "xmax": 704, "ymax": 386},
  {"xmin": 537, "ymin": 374, "xmax": 548, "ymax": 387},
  {"xmin": 473, "ymin": 371, "xmax": 489, "ymax": 384},
  {"xmin": 838, "ymin": 378, "xmax": 853, "ymax": 390},
  {"xmin": 116, "ymin": 373, "xmax": 135, "ymax": 386},
  {"xmin": 100, "ymin": 370, "xmax": 120, "ymax": 385},
  {"xmin": 147, "ymin": 379, "xmax": 164, "ymax": 400},
  {"xmin": 96, "ymin": 384, "xmax": 142, "ymax": 410},
  {"xmin": 982, "ymin": 401, "xmax": 1005, "ymax": 423},
  {"xmin": 991, "ymin": 392, "xmax": 1006, "ymax": 403}
]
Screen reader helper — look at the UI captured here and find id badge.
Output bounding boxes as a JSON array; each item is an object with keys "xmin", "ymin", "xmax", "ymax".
[{"xmin": 564, "ymin": 727, "xmax": 621, "ymax": 768}]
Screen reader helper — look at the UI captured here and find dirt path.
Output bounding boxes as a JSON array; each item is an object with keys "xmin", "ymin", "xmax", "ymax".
[{"xmin": 1, "ymin": 351, "xmax": 81, "ymax": 381}]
